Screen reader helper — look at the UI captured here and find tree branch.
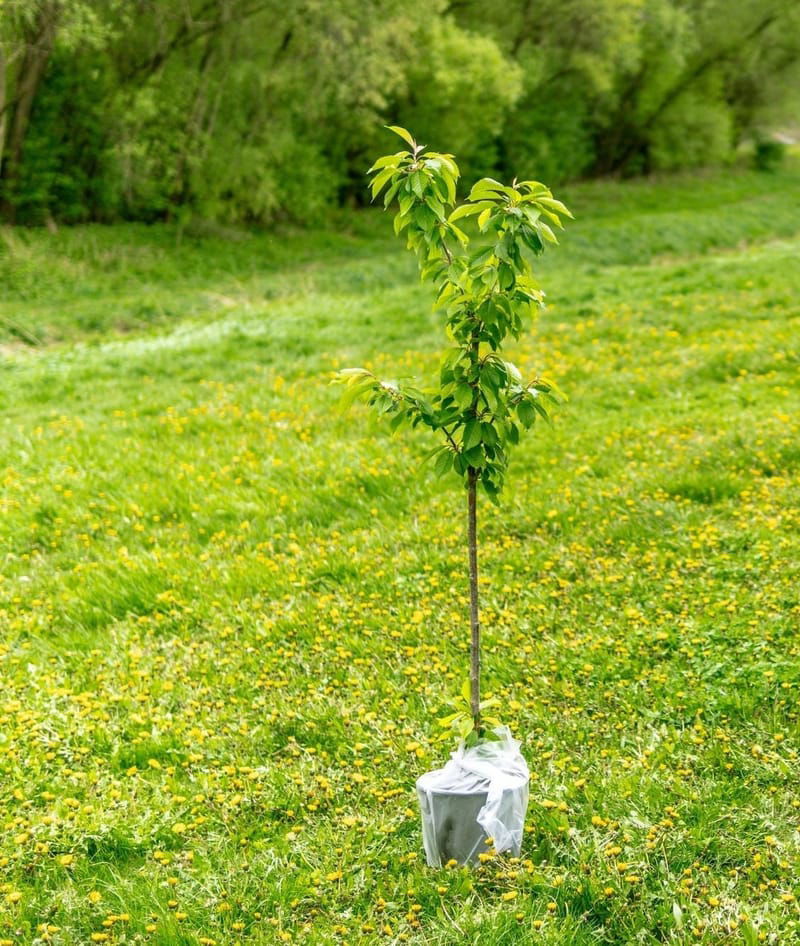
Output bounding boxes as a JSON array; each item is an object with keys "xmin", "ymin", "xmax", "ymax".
[
  {"xmin": 118, "ymin": 0, "xmax": 278, "ymax": 82},
  {"xmin": 609, "ymin": 7, "xmax": 784, "ymax": 172}
]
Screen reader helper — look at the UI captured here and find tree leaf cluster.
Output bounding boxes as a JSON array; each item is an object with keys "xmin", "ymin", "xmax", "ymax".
[{"xmin": 336, "ymin": 127, "xmax": 571, "ymax": 502}]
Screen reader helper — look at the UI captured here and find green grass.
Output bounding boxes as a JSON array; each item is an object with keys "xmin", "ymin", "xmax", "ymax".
[{"xmin": 1, "ymin": 160, "xmax": 799, "ymax": 945}]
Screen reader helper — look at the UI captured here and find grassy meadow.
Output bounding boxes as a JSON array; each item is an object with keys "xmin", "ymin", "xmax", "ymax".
[{"xmin": 1, "ymin": 161, "xmax": 799, "ymax": 945}]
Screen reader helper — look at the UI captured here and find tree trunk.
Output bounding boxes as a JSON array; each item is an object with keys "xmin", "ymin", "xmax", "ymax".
[
  {"xmin": 173, "ymin": 31, "xmax": 220, "ymax": 212},
  {"xmin": 467, "ymin": 467, "xmax": 481, "ymax": 731},
  {"xmin": 0, "ymin": 1, "xmax": 60, "ymax": 221},
  {"xmin": 600, "ymin": 9, "xmax": 780, "ymax": 175},
  {"xmin": 0, "ymin": 42, "xmax": 7, "ymax": 181}
]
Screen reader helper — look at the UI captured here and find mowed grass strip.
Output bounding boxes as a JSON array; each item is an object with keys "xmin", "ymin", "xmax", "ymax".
[{"xmin": 1, "ymin": 162, "xmax": 799, "ymax": 945}]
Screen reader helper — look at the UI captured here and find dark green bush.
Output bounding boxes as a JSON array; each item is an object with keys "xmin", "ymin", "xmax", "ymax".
[
  {"xmin": 10, "ymin": 52, "xmax": 120, "ymax": 225},
  {"xmin": 753, "ymin": 138, "xmax": 786, "ymax": 172}
]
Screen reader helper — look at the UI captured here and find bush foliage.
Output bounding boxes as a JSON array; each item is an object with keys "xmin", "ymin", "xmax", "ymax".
[{"xmin": 1, "ymin": 0, "xmax": 798, "ymax": 224}]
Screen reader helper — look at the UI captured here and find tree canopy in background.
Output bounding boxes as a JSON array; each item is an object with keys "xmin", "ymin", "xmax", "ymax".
[{"xmin": 0, "ymin": 0, "xmax": 799, "ymax": 225}]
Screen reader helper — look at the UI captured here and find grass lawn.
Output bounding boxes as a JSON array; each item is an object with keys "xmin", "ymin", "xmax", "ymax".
[{"xmin": 1, "ymin": 160, "xmax": 799, "ymax": 945}]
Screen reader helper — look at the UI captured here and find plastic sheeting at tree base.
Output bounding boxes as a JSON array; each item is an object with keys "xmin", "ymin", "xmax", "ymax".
[{"xmin": 416, "ymin": 726, "xmax": 529, "ymax": 867}]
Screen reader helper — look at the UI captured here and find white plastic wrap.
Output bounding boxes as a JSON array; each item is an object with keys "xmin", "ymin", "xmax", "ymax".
[{"xmin": 416, "ymin": 726, "xmax": 529, "ymax": 866}]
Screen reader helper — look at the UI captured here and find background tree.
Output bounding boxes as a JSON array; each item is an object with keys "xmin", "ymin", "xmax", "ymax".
[
  {"xmin": 0, "ymin": 0, "xmax": 119, "ymax": 220},
  {"xmin": 1, "ymin": 0, "xmax": 799, "ymax": 225}
]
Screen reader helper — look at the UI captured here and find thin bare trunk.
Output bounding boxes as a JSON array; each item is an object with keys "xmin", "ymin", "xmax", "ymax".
[
  {"xmin": 467, "ymin": 467, "xmax": 481, "ymax": 731},
  {"xmin": 0, "ymin": 42, "xmax": 7, "ymax": 180},
  {"xmin": 173, "ymin": 31, "xmax": 219, "ymax": 208}
]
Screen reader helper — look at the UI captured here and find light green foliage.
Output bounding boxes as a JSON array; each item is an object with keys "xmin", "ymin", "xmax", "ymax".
[
  {"xmin": 2, "ymin": 163, "xmax": 800, "ymax": 943},
  {"xmin": 454, "ymin": 0, "xmax": 800, "ymax": 178},
  {"xmin": 484, "ymin": 0, "xmax": 643, "ymax": 181},
  {"xmin": 648, "ymin": 90, "xmax": 734, "ymax": 172},
  {"xmin": 0, "ymin": 0, "xmax": 118, "ymax": 44},
  {"xmin": 438, "ymin": 681, "xmax": 502, "ymax": 742},
  {"xmin": 338, "ymin": 127, "xmax": 571, "ymax": 501},
  {"xmin": 396, "ymin": 18, "xmax": 522, "ymax": 181},
  {"xmin": 3, "ymin": 0, "xmax": 800, "ymax": 222},
  {"xmin": 112, "ymin": 0, "xmax": 418, "ymax": 223}
]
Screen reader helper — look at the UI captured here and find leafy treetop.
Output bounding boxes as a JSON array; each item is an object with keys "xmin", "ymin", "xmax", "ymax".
[{"xmin": 337, "ymin": 125, "xmax": 572, "ymax": 502}]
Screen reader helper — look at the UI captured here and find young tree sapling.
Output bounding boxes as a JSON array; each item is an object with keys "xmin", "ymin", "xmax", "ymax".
[{"xmin": 338, "ymin": 125, "xmax": 572, "ymax": 739}]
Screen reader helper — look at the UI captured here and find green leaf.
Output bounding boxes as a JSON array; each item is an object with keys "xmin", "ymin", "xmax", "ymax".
[
  {"xmin": 498, "ymin": 262, "xmax": 515, "ymax": 289},
  {"xmin": 368, "ymin": 152, "xmax": 406, "ymax": 173},
  {"xmin": 483, "ymin": 482, "xmax": 501, "ymax": 505},
  {"xmin": 519, "ymin": 180, "xmax": 549, "ymax": 195},
  {"xmin": 449, "ymin": 201, "xmax": 490, "ymax": 222},
  {"xmin": 455, "ymin": 383, "xmax": 473, "ymax": 409},
  {"xmin": 520, "ymin": 226, "xmax": 544, "ymax": 254},
  {"xmin": 468, "ymin": 178, "xmax": 508, "ymax": 201},
  {"xmin": 462, "ymin": 418, "xmax": 482, "ymax": 450},
  {"xmin": 537, "ymin": 206, "xmax": 564, "ymax": 229},
  {"xmin": 386, "ymin": 125, "xmax": 415, "ymax": 148},
  {"xmin": 494, "ymin": 240, "xmax": 510, "ymax": 262},
  {"xmin": 463, "ymin": 445, "xmax": 484, "ymax": 467},
  {"xmin": 425, "ymin": 194, "xmax": 446, "ymax": 220},
  {"xmin": 433, "ymin": 449, "xmax": 452, "ymax": 477},
  {"xmin": 437, "ymin": 712, "xmax": 461, "ymax": 728},
  {"xmin": 441, "ymin": 172, "xmax": 456, "ymax": 206},
  {"xmin": 383, "ymin": 180, "xmax": 401, "ymax": 208},
  {"xmin": 338, "ymin": 378, "xmax": 375, "ymax": 409},
  {"xmin": 538, "ymin": 376, "xmax": 566, "ymax": 401},
  {"xmin": 537, "ymin": 196, "xmax": 574, "ymax": 219},
  {"xmin": 477, "ymin": 207, "xmax": 492, "ymax": 231},
  {"xmin": 539, "ymin": 222, "xmax": 559, "ymax": 244},
  {"xmin": 336, "ymin": 367, "xmax": 370, "ymax": 379},
  {"xmin": 370, "ymin": 167, "xmax": 395, "ymax": 199},
  {"xmin": 460, "ymin": 680, "xmax": 472, "ymax": 704},
  {"xmin": 413, "ymin": 203, "xmax": 436, "ymax": 232},
  {"xmin": 517, "ymin": 400, "xmax": 535, "ymax": 428},
  {"xmin": 449, "ymin": 223, "xmax": 469, "ymax": 246},
  {"xmin": 479, "ymin": 423, "xmax": 496, "ymax": 447},
  {"xmin": 532, "ymin": 397, "xmax": 550, "ymax": 422},
  {"xmin": 398, "ymin": 193, "xmax": 415, "ymax": 215},
  {"xmin": 436, "ymin": 154, "xmax": 460, "ymax": 178}
]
